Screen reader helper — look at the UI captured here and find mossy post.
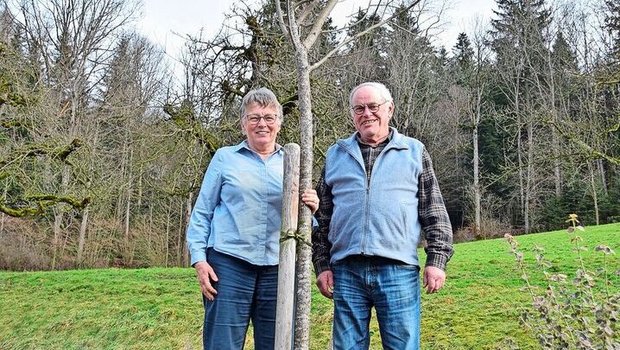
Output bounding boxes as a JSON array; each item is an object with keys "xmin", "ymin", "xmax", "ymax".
[{"xmin": 275, "ymin": 143, "xmax": 301, "ymax": 349}]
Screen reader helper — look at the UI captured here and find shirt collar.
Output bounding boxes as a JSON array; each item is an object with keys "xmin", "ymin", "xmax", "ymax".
[
  {"xmin": 236, "ymin": 140, "xmax": 283, "ymax": 154},
  {"xmin": 355, "ymin": 129, "xmax": 394, "ymax": 147}
]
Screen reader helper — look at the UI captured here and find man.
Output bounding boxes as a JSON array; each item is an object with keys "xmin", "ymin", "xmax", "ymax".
[{"xmin": 312, "ymin": 82, "xmax": 454, "ymax": 350}]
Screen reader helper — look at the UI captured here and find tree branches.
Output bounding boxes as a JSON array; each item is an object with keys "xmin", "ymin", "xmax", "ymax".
[
  {"xmin": 0, "ymin": 194, "xmax": 90, "ymax": 217},
  {"xmin": 0, "ymin": 137, "xmax": 89, "ymax": 217},
  {"xmin": 0, "ymin": 138, "xmax": 84, "ymax": 169}
]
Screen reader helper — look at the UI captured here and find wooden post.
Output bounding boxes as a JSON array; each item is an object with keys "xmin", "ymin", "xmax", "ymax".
[{"xmin": 275, "ymin": 143, "xmax": 301, "ymax": 350}]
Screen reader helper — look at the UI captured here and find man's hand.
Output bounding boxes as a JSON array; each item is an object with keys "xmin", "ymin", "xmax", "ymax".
[
  {"xmin": 423, "ymin": 266, "xmax": 446, "ymax": 294},
  {"xmin": 301, "ymin": 189, "xmax": 319, "ymax": 214},
  {"xmin": 194, "ymin": 261, "xmax": 219, "ymax": 301},
  {"xmin": 316, "ymin": 270, "xmax": 334, "ymax": 299}
]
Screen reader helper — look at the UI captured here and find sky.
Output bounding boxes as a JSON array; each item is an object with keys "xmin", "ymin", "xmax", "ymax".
[{"xmin": 136, "ymin": 0, "xmax": 497, "ymax": 78}]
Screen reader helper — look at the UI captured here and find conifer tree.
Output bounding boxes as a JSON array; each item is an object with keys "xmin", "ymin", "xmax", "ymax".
[
  {"xmin": 489, "ymin": 0, "xmax": 552, "ymax": 232},
  {"xmin": 604, "ymin": 0, "xmax": 620, "ymax": 60}
]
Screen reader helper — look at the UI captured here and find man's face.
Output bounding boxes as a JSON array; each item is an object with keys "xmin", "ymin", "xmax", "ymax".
[{"xmin": 350, "ymin": 86, "xmax": 393, "ymax": 145}]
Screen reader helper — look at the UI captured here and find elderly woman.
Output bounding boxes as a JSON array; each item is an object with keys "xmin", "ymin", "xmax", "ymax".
[{"xmin": 186, "ymin": 87, "xmax": 318, "ymax": 350}]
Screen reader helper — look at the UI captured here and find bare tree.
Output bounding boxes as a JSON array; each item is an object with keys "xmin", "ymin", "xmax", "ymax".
[
  {"xmin": 456, "ymin": 22, "xmax": 493, "ymax": 236},
  {"xmin": 8, "ymin": 0, "xmax": 140, "ymax": 267},
  {"xmin": 274, "ymin": 0, "xmax": 424, "ymax": 347}
]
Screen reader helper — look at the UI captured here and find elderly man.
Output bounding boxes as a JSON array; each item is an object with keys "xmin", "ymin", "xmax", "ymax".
[{"xmin": 312, "ymin": 82, "xmax": 454, "ymax": 350}]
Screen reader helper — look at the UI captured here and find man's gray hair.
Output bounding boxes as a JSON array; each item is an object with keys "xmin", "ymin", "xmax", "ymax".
[
  {"xmin": 240, "ymin": 87, "xmax": 283, "ymax": 123},
  {"xmin": 349, "ymin": 82, "xmax": 394, "ymax": 106}
]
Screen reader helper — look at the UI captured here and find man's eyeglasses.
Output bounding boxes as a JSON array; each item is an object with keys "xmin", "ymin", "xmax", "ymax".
[
  {"xmin": 245, "ymin": 114, "xmax": 279, "ymax": 125},
  {"xmin": 351, "ymin": 101, "xmax": 390, "ymax": 115}
]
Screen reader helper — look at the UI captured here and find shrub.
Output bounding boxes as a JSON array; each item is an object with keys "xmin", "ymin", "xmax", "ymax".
[
  {"xmin": 504, "ymin": 214, "xmax": 619, "ymax": 349},
  {"xmin": 0, "ymin": 217, "xmax": 50, "ymax": 270}
]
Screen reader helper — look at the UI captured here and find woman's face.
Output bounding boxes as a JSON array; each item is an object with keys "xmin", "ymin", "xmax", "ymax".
[{"xmin": 241, "ymin": 102, "xmax": 281, "ymax": 152}]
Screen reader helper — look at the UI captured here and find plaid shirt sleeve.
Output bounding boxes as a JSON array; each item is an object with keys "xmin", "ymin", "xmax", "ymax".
[
  {"xmin": 311, "ymin": 167, "xmax": 333, "ymax": 276},
  {"xmin": 418, "ymin": 148, "xmax": 454, "ymax": 270}
]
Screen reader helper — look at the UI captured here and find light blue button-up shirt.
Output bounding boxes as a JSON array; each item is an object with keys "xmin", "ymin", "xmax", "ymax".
[{"xmin": 187, "ymin": 140, "xmax": 284, "ymax": 266}]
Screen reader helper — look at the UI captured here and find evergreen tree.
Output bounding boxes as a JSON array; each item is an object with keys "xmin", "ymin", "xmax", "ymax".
[
  {"xmin": 343, "ymin": 8, "xmax": 389, "ymax": 82},
  {"xmin": 454, "ymin": 33, "xmax": 474, "ymax": 67},
  {"xmin": 452, "ymin": 32, "xmax": 475, "ymax": 86},
  {"xmin": 490, "ymin": 0, "xmax": 552, "ymax": 97},
  {"xmin": 604, "ymin": 0, "xmax": 620, "ymax": 60},
  {"xmin": 551, "ymin": 32, "xmax": 578, "ymax": 73},
  {"xmin": 488, "ymin": 0, "xmax": 553, "ymax": 232},
  {"xmin": 550, "ymin": 31, "xmax": 579, "ymax": 117}
]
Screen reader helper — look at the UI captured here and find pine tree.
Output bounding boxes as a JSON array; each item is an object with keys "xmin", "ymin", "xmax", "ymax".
[
  {"xmin": 344, "ymin": 8, "xmax": 389, "ymax": 81},
  {"xmin": 550, "ymin": 31, "xmax": 579, "ymax": 117},
  {"xmin": 490, "ymin": 0, "xmax": 551, "ymax": 93},
  {"xmin": 488, "ymin": 0, "xmax": 553, "ymax": 232},
  {"xmin": 604, "ymin": 0, "xmax": 620, "ymax": 60},
  {"xmin": 452, "ymin": 32, "xmax": 475, "ymax": 86}
]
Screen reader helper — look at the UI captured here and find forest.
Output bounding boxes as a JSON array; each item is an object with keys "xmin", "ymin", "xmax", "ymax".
[{"xmin": 0, "ymin": 0, "xmax": 618, "ymax": 270}]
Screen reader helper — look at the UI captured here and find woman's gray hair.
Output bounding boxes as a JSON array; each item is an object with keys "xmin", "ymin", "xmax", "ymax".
[
  {"xmin": 240, "ymin": 87, "xmax": 283, "ymax": 123},
  {"xmin": 349, "ymin": 82, "xmax": 393, "ymax": 106}
]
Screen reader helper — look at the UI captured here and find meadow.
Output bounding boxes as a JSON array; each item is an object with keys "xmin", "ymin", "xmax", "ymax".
[{"xmin": 1, "ymin": 223, "xmax": 618, "ymax": 349}]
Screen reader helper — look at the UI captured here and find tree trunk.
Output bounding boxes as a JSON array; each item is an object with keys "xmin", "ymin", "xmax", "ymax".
[
  {"xmin": 473, "ymin": 89, "xmax": 482, "ymax": 235},
  {"xmin": 52, "ymin": 166, "xmax": 70, "ymax": 270},
  {"xmin": 0, "ymin": 183, "xmax": 7, "ymax": 238},
  {"xmin": 517, "ymin": 124, "xmax": 525, "ymax": 229},
  {"xmin": 52, "ymin": 208, "xmax": 62, "ymax": 270},
  {"xmin": 148, "ymin": 194, "xmax": 154, "ymax": 246},
  {"xmin": 177, "ymin": 198, "xmax": 184, "ymax": 266},
  {"xmin": 77, "ymin": 206, "xmax": 90, "ymax": 264},
  {"xmin": 294, "ymin": 47, "xmax": 314, "ymax": 350},
  {"xmin": 0, "ymin": 212, "xmax": 4, "ymax": 239},
  {"xmin": 124, "ymin": 183, "xmax": 133, "ymax": 264},
  {"xmin": 589, "ymin": 162, "xmax": 600, "ymax": 225},
  {"xmin": 124, "ymin": 148, "xmax": 133, "ymax": 248},
  {"xmin": 524, "ymin": 122, "xmax": 533, "ymax": 234},
  {"xmin": 551, "ymin": 108, "xmax": 562, "ymax": 198},
  {"xmin": 182, "ymin": 191, "xmax": 193, "ymax": 267},
  {"xmin": 165, "ymin": 199, "xmax": 171, "ymax": 267},
  {"xmin": 597, "ymin": 160, "xmax": 608, "ymax": 196},
  {"xmin": 546, "ymin": 52, "xmax": 562, "ymax": 198},
  {"xmin": 137, "ymin": 170, "xmax": 143, "ymax": 212}
]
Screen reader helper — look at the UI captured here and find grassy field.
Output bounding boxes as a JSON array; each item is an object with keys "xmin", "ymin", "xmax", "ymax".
[{"xmin": 1, "ymin": 223, "xmax": 618, "ymax": 349}]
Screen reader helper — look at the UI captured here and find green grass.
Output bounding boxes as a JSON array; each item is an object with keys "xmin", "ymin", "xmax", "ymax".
[
  {"xmin": 1, "ymin": 223, "xmax": 618, "ymax": 349},
  {"xmin": 0, "ymin": 269, "xmax": 203, "ymax": 349}
]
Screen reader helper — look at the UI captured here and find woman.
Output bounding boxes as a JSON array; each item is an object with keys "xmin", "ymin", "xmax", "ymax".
[{"xmin": 186, "ymin": 87, "xmax": 318, "ymax": 350}]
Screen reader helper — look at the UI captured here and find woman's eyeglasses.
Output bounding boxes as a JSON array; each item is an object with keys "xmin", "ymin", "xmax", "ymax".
[{"xmin": 245, "ymin": 114, "xmax": 278, "ymax": 125}]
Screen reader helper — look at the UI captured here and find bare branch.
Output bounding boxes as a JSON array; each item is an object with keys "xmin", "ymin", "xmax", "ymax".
[
  {"xmin": 0, "ymin": 194, "xmax": 90, "ymax": 217},
  {"xmin": 301, "ymin": 0, "xmax": 338, "ymax": 50},
  {"xmin": 309, "ymin": 0, "xmax": 422, "ymax": 72},
  {"xmin": 275, "ymin": 0, "xmax": 291, "ymax": 42},
  {"xmin": 0, "ymin": 139, "xmax": 83, "ymax": 170},
  {"xmin": 296, "ymin": 0, "xmax": 320, "ymax": 25},
  {"xmin": 548, "ymin": 120, "xmax": 620, "ymax": 165}
]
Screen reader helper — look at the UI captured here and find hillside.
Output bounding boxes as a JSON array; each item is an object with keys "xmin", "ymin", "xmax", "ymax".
[{"xmin": 1, "ymin": 223, "xmax": 618, "ymax": 349}]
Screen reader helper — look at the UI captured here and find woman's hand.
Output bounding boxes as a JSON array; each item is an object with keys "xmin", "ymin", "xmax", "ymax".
[{"xmin": 194, "ymin": 261, "xmax": 219, "ymax": 301}]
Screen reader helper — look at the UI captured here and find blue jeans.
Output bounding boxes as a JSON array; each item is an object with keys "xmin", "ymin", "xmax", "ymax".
[
  {"xmin": 203, "ymin": 249, "xmax": 278, "ymax": 350},
  {"xmin": 332, "ymin": 256, "xmax": 421, "ymax": 350}
]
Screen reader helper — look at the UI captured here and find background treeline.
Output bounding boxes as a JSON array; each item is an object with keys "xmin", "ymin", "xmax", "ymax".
[{"xmin": 0, "ymin": 0, "xmax": 618, "ymax": 270}]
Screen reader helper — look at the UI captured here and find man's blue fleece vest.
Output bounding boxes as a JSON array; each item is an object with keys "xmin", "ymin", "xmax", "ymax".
[{"xmin": 325, "ymin": 127, "xmax": 425, "ymax": 266}]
